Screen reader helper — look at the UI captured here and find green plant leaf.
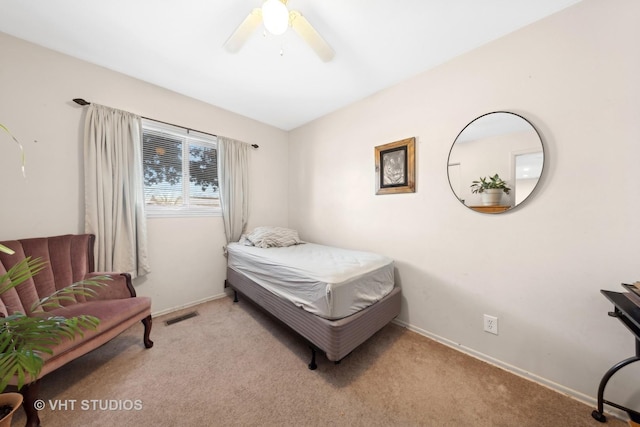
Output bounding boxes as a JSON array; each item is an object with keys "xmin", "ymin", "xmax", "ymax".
[
  {"xmin": 0, "ymin": 311, "xmax": 102, "ymax": 390},
  {"xmin": 0, "ymin": 123, "xmax": 26, "ymax": 177},
  {"xmin": 469, "ymin": 173, "xmax": 511, "ymax": 194},
  {"xmin": 0, "ymin": 257, "xmax": 47, "ymax": 294},
  {"xmin": 0, "ymin": 243, "xmax": 15, "ymax": 255},
  {"xmin": 32, "ymin": 275, "xmax": 110, "ymax": 311},
  {"xmin": 0, "ymin": 257, "xmax": 108, "ymax": 391}
]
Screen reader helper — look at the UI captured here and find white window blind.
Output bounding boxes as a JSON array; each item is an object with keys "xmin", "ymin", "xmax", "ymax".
[{"xmin": 141, "ymin": 119, "xmax": 220, "ymax": 217}]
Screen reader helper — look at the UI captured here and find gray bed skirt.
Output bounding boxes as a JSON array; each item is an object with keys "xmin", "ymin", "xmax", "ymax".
[{"xmin": 226, "ymin": 267, "xmax": 402, "ymax": 363}]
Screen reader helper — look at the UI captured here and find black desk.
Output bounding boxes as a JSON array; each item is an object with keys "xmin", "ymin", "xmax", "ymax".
[{"xmin": 592, "ymin": 289, "xmax": 640, "ymax": 422}]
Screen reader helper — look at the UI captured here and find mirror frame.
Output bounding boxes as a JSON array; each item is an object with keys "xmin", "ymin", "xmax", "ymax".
[{"xmin": 447, "ymin": 111, "xmax": 545, "ymax": 214}]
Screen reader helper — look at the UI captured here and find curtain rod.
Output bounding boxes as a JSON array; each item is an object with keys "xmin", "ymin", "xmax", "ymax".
[{"xmin": 72, "ymin": 98, "xmax": 259, "ymax": 148}]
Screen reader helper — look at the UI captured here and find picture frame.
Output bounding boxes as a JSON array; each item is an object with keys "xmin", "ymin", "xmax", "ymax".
[{"xmin": 374, "ymin": 137, "xmax": 415, "ymax": 195}]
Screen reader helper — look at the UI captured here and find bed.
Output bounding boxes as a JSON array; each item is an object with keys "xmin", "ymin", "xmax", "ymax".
[{"xmin": 224, "ymin": 227, "xmax": 401, "ymax": 369}]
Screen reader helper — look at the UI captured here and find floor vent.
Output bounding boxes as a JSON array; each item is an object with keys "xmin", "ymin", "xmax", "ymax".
[{"xmin": 164, "ymin": 311, "xmax": 199, "ymax": 326}]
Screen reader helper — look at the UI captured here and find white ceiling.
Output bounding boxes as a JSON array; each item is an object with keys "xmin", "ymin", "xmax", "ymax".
[{"xmin": 0, "ymin": 0, "xmax": 582, "ymax": 131}]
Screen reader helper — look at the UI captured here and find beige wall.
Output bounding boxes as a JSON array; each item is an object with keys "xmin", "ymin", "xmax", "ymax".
[
  {"xmin": 2, "ymin": 0, "xmax": 640, "ymax": 413},
  {"xmin": 289, "ymin": 0, "xmax": 640, "ymax": 409},
  {"xmin": 0, "ymin": 32, "xmax": 290, "ymax": 315}
]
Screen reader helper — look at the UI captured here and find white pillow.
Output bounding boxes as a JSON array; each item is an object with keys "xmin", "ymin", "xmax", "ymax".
[{"xmin": 244, "ymin": 226, "xmax": 302, "ymax": 248}]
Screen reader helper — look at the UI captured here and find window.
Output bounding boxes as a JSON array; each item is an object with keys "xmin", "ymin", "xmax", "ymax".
[{"xmin": 141, "ymin": 119, "xmax": 220, "ymax": 217}]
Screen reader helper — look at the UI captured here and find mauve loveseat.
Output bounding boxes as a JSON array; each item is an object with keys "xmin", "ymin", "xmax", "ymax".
[{"xmin": 0, "ymin": 234, "xmax": 153, "ymax": 427}]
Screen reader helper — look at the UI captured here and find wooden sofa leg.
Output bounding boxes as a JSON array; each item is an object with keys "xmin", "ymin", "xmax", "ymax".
[
  {"xmin": 142, "ymin": 315, "xmax": 154, "ymax": 348},
  {"xmin": 21, "ymin": 381, "xmax": 41, "ymax": 427}
]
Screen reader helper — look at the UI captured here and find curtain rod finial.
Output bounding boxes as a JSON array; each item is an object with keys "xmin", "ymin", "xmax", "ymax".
[{"xmin": 73, "ymin": 98, "xmax": 90, "ymax": 106}]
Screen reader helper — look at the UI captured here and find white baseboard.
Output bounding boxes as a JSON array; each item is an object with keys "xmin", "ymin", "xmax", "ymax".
[
  {"xmin": 151, "ymin": 292, "xmax": 229, "ymax": 318},
  {"xmin": 392, "ymin": 319, "xmax": 628, "ymax": 423}
]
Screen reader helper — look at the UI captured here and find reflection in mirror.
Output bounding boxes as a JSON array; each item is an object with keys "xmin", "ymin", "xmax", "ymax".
[
  {"xmin": 447, "ymin": 112, "xmax": 544, "ymax": 214},
  {"xmin": 514, "ymin": 151, "xmax": 543, "ymax": 205}
]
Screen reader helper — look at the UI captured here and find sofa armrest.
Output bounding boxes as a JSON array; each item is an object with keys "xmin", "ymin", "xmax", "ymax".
[{"xmin": 84, "ymin": 272, "xmax": 136, "ymax": 300}]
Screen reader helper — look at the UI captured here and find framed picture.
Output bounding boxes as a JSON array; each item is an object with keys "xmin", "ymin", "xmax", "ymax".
[{"xmin": 374, "ymin": 137, "xmax": 415, "ymax": 195}]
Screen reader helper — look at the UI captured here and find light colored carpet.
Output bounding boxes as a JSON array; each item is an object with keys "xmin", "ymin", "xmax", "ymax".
[{"xmin": 11, "ymin": 295, "xmax": 626, "ymax": 426}]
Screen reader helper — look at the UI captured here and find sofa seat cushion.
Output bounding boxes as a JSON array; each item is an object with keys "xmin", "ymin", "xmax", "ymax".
[{"xmin": 37, "ymin": 296, "xmax": 151, "ymax": 363}]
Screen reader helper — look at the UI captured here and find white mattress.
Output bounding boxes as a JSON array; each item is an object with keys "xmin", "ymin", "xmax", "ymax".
[{"xmin": 226, "ymin": 242, "xmax": 395, "ymax": 320}]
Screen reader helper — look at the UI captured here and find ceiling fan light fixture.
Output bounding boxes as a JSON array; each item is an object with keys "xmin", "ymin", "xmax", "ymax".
[
  {"xmin": 224, "ymin": 1, "xmax": 334, "ymax": 61},
  {"xmin": 262, "ymin": 0, "xmax": 289, "ymax": 35}
]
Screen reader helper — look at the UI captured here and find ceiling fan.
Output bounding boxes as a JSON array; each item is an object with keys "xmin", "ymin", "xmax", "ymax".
[{"xmin": 223, "ymin": 0, "xmax": 335, "ymax": 62}]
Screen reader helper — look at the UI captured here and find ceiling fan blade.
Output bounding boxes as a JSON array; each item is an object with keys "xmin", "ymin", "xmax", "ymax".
[
  {"xmin": 289, "ymin": 11, "xmax": 335, "ymax": 62},
  {"xmin": 223, "ymin": 8, "xmax": 263, "ymax": 53}
]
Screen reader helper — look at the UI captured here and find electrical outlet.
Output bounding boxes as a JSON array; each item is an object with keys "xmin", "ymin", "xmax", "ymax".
[{"xmin": 484, "ymin": 314, "xmax": 498, "ymax": 335}]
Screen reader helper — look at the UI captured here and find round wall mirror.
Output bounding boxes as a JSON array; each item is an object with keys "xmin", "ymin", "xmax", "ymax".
[{"xmin": 447, "ymin": 111, "xmax": 544, "ymax": 214}]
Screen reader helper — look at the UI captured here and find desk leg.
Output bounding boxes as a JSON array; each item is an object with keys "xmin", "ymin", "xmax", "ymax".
[{"xmin": 592, "ymin": 355, "xmax": 640, "ymax": 422}]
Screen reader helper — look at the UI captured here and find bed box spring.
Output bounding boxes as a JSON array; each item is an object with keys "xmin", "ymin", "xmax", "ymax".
[{"xmin": 226, "ymin": 267, "xmax": 401, "ymax": 362}]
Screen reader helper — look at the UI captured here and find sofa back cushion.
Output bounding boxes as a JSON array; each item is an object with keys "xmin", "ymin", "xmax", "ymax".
[{"xmin": 0, "ymin": 234, "xmax": 95, "ymax": 316}]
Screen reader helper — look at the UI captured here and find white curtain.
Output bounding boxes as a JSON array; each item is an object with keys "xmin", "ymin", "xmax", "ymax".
[
  {"xmin": 218, "ymin": 136, "xmax": 249, "ymax": 243},
  {"xmin": 84, "ymin": 104, "xmax": 150, "ymax": 278}
]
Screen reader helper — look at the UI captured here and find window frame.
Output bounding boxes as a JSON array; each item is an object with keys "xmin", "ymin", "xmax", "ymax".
[{"xmin": 141, "ymin": 119, "xmax": 221, "ymax": 218}]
